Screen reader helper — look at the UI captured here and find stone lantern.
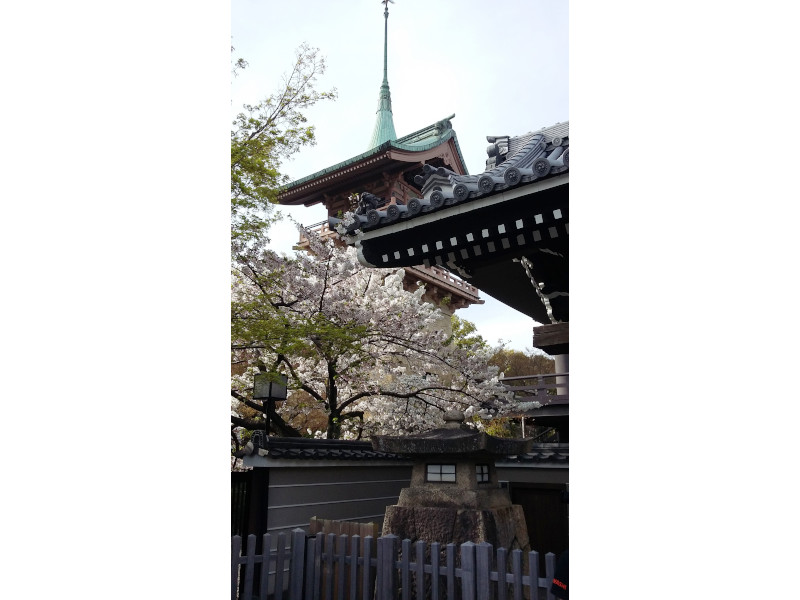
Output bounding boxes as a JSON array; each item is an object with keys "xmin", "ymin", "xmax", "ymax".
[{"xmin": 371, "ymin": 410, "xmax": 533, "ymax": 552}]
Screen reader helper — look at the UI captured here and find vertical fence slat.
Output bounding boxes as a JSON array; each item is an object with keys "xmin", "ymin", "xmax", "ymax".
[
  {"xmin": 324, "ymin": 533, "xmax": 336, "ymax": 600},
  {"xmin": 476, "ymin": 543, "xmax": 493, "ymax": 600},
  {"xmin": 258, "ymin": 533, "xmax": 272, "ymax": 600},
  {"xmin": 232, "ymin": 536, "xmax": 242, "ymax": 600},
  {"xmin": 362, "ymin": 536, "xmax": 374, "ymax": 600},
  {"xmin": 243, "ymin": 535, "xmax": 257, "ymax": 600},
  {"xmin": 336, "ymin": 534, "xmax": 347, "ymax": 600},
  {"xmin": 274, "ymin": 533, "xmax": 287, "ymax": 600},
  {"xmin": 430, "ymin": 542, "xmax": 440, "ymax": 600},
  {"xmin": 304, "ymin": 535, "xmax": 317, "ymax": 600},
  {"xmin": 400, "ymin": 539, "xmax": 411, "ymax": 600},
  {"xmin": 460, "ymin": 542, "xmax": 476, "ymax": 600},
  {"xmin": 376, "ymin": 535, "xmax": 398, "ymax": 600},
  {"xmin": 289, "ymin": 529, "xmax": 307, "ymax": 600},
  {"xmin": 511, "ymin": 549, "xmax": 523, "ymax": 600},
  {"xmin": 528, "ymin": 550, "xmax": 539, "ymax": 600},
  {"xmin": 349, "ymin": 535, "xmax": 361, "ymax": 600},
  {"xmin": 544, "ymin": 552, "xmax": 556, "ymax": 600},
  {"xmin": 312, "ymin": 532, "xmax": 325, "ymax": 600},
  {"xmin": 497, "ymin": 547, "xmax": 508, "ymax": 600},
  {"xmin": 446, "ymin": 543, "xmax": 456, "ymax": 600},
  {"xmin": 415, "ymin": 540, "xmax": 426, "ymax": 600}
]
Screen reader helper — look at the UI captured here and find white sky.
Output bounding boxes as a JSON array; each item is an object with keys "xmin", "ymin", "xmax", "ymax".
[{"xmin": 231, "ymin": 0, "xmax": 568, "ymax": 352}]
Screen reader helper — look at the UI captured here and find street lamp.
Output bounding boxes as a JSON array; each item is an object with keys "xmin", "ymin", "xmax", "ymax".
[{"xmin": 253, "ymin": 373, "xmax": 288, "ymax": 441}]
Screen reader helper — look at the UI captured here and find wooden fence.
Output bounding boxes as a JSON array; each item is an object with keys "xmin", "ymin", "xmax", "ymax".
[
  {"xmin": 309, "ymin": 517, "xmax": 379, "ymax": 539},
  {"xmin": 232, "ymin": 529, "xmax": 558, "ymax": 600}
]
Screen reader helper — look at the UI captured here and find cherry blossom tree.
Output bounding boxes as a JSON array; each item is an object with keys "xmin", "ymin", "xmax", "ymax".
[{"xmin": 231, "ymin": 227, "xmax": 516, "ymax": 446}]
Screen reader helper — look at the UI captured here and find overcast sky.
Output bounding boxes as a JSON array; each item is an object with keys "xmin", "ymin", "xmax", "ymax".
[{"xmin": 231, "ymin": 0, "xmax": 568, "ymax": 352}]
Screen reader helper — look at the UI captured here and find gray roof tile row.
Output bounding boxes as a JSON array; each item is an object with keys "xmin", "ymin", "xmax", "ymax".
[{"xmin": 331, "ymin": 121, "xmax": 568, "ymax": 235}]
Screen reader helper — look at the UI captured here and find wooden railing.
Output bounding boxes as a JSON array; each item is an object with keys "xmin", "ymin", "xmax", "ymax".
[
  {"xmin": 300, "ymin": 220, "xmax": 340, "ymax": 243},
  {"xmin": 501, "ymin": 373, "xmax": 569, "ymax": 407},
  {"xmin": 232, "ymin": 530, "xmax": 559, "ymax": 600}
]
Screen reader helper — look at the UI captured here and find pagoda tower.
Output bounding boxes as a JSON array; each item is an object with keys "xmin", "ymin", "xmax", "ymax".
[{"xmin": 277, "ymin": 1, "xmax": 481, "ymax": 314}]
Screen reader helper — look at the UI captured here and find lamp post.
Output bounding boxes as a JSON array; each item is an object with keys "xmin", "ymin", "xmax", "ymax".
[{"xmin": 253, "ymin": 373, "xmax": 288, "ymax": 442}]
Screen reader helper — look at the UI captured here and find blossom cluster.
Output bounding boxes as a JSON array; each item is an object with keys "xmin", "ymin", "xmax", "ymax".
[{"xmin": 232, "ymin": 227, "xmax": 515, "ymax": 439}]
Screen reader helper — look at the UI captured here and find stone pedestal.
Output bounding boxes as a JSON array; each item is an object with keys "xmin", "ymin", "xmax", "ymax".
[{"xmin": 383, "ymin": 504, "xmax": 530, "ymax": 552}]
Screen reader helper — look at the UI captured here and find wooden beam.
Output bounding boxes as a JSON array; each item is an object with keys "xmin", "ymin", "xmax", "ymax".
[{"xmin": 532, "ymin": 322, "xmax": 569, "ymax": 353}]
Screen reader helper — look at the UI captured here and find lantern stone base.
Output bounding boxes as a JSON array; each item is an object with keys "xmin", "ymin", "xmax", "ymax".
[{"xmin": 381, "ymin": 504, "xmax": 530, "ymax": 552}]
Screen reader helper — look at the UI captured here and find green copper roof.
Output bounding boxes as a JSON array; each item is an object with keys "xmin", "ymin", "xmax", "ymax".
[
  {"xmin": 279, "ymin": 4, "xmax": 468, "ymax": 198},
  {"xmin": 281, "ymin": 115, "xmax": 469, "ymax": 193},
  {"xmin": 367, "ymin": 6, "xmax": 397, "ymax": 149}
]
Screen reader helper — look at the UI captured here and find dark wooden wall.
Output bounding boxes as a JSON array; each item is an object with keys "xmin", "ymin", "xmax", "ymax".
[{"xmin": 510, "ymin": 482, "xmax": 568, "ymax": 574}]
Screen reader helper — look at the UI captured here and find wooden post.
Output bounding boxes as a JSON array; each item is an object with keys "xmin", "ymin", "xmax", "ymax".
[
  {"xmin": 414, "ymin": 540, "xmax": 426, "ymax": 600},
  {"xmin": 430, "ymin": 542, "xmax": 441, "ymax": 600},
  {"xmin": 497, "ymin": 547, "xmax": 508, "ymax": 600},
  {"xmin": 376, "ymin": 535, "xmax": 398, "ymax": 600},
  {"xmin": 460, "ymin": 542, "xmax": 477, "ymax": 600},
  {"xmin": 544, "ymin": 552, "xmax": 556, "ymax": 600},
  {"xmin": 289, "ymin": 529, "xmax": 306, "ymax": 600},
  {"xmin": 446, "ymin": 544, "xmax": 456, "ymax": 600},
  {"xmin": 511, "ymin": 549, "xmax": 523, "ymax": 600},
  {"xmin": 528, "ymin": 550, "xmax": 539, "ymax": 600},
  {"xmin": 349, "ymin": 535, "xmax": 361, "ymax": 600},
  {"xmin": 274, "ymin": 532, "xmax": 287, "ymax": 600},
  {"xmin": 231, "ymin": 536, "xmax": 242, "ymax": 600},
  {"xmin": 243, "ymin": 534, "xmax": 257, "ymax": 600},
  {"xmin": 336, "ymin": 534, "xmax": 347, "ymax": 600},
  {"xmin": 476, "ymin": 542, "xmax": 493, "ymax": 600},
  {"xmin": 324, "ymin": 533, "xmax": 336, "ymax": 600},
  {"xmin": 400, "ymin": 538, "xmax": 411, "ymax": 600}
]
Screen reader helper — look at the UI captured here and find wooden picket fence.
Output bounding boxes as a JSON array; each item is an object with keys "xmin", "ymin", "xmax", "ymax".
[
  {"xmin": 309, "ymin": 517, "xmax": 380, "ymax": 539},
  {"xmin": 232, "ymin": 529, "xmax": 558, "ymax": 600}
]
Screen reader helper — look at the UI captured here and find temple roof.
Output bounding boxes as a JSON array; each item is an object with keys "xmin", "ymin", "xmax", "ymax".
[
  {"xmin": 279, "ymin": 114, "xmax": 468, "ymax": 205},
  {"xmin": 329, "ymin": 121, "xmax": 569, "ymax": 323},
  {"xmin": 332, "ymin": 121, "xmax": 568, "ymax": 234}
]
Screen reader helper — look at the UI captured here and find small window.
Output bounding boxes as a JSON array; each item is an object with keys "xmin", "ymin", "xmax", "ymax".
[
  {"xmin": 476, "ymin": 464, "xmax": 490, "ymax": 483},
  {"xmin": 426, "ymin": 464, "xmax": 456, "ymax": 482}
]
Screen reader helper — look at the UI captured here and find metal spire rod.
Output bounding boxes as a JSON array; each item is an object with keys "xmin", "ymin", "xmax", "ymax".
[
  {"xmin": 368, "ymin": 0, "xmax": 397, "ymax": 148},
  {"xmin": 382, "ymin": 0, "xmax": 394, "ymax": 84}
]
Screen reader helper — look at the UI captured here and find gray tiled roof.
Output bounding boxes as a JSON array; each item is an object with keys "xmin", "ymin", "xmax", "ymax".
[
  {"xmin": 497, "ymin": 443, "xmax": 569, "ymax": 467},
  {"xmin": 248, "ymin": 435, "xmax": 407, "ymax": 461},
  {"xmin": 332, "ymin": 121, "xmax": 568, "ymax": 235},
  {"xmin": 247, "ymin": 435, "xmax": 567, "ymax": 467}
]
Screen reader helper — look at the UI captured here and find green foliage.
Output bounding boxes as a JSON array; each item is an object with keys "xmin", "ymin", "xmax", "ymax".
[
  {"xmin": 231, "ymin": 43, "xmax": 337, "ymax": 245},
  {"xmin": 488, "ymin": 348, "xmax": 554, "ymax": 378},
  {"xmin": 483, "ymin": 418, "xmax": 517, "ymax": 438},
  {"xmin": 446, "ymin": 315, "xmax": 488, "ymax": 352}
]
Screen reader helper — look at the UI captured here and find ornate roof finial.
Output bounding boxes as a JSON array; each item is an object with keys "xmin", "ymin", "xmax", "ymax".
[{"xmin": 368, "ymin": 0, "xmax": 398, "ymax": 149}]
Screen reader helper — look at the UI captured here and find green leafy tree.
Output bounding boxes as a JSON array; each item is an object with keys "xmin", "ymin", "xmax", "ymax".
[
  {"xmin": 489, "ymin": 348, "xmax": 555, "ymax": 378},
  {"xmin": 483, "ymin": 349, "xmax": 555, "ymax": 437},
  {"xmin": 231, "ymin": 43, "xmax": 337, "ymax": 245},
  {"xmin": 448, "ymin": 314, "xmax": 488, "ymax": 352}
]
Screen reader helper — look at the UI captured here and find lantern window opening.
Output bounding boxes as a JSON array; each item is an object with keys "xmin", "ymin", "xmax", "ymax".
[{"xmin": 426, "ymin": 463, "xmax": 456, "ymax": 483}]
